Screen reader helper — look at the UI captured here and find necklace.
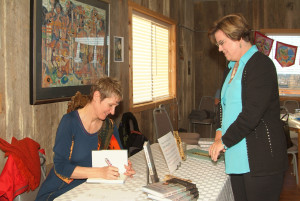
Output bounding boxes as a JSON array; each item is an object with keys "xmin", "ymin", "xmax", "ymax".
[{"xmin": 229, "ymin": 61, "xmax": 239, "ymax": 83}]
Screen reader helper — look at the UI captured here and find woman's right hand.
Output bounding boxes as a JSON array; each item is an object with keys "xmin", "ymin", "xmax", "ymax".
[
  {"xmin": 215, "ymin": 130, "xmax": 222, "ymax": 141},
  {"xmin": 99, "ymin": 166, "xmax": 120, "ymax": 180}
]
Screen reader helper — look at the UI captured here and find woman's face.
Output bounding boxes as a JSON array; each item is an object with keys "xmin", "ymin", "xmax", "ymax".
[
  {"xmin": 215, "ymin": 30, "xmax": 241, "ymax": 62},
  {"xmin": 93, "ymin": 91, "xmax": 120, "ymax": 120}
]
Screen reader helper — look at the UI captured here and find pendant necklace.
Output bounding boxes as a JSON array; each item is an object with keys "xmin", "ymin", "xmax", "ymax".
[{"xmin": 229, "ymin": 61, "xmax": 239, "ymax": 83}]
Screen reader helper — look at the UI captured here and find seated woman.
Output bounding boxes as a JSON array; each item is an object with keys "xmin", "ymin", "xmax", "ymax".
[{"xmin": 35, "ymin": 77, "xmax": 135, "ymax": 201}]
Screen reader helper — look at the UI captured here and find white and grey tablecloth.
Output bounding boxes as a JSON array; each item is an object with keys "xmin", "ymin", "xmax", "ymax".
[{"xmin": 55, "ymin": 144, "xmax": 234, "ymax": 201}]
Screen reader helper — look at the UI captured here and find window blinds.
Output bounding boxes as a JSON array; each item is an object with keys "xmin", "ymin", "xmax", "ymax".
[{"xmin": 132, "ymin": 14, "xmax": 169, "ymax": 104}]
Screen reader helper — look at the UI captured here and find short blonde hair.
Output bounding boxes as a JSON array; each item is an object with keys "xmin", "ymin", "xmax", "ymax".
[
  {"xmin": 89, "ymin": 77, "xmax": 122, "ymax": 101},
  {"xmin": 208, "ymin": 13, "xmax": 252, "ymax": 45}
]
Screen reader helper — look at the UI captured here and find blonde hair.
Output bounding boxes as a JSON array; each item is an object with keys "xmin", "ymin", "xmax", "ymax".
[
  {"xmin": 208, "ymin": 13, "xmax": 252, "ymax": 44},
  {"xmin": 89, "ymin": 77, "xmax": 122, "ymax": 101}
]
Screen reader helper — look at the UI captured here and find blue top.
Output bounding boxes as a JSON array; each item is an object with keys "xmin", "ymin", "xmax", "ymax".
[
  {"xmin": 35, "ymin": 111, "xmax": 122, "ymax": 201},
  {"xmin": 221, "ymin": 45, "xmax": 258, "ymax": 174}
]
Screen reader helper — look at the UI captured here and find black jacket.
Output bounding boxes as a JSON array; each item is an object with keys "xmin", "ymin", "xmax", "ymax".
[{"xmin": 218, "ymin": 51, "xmax": 288, "ymax": 176}]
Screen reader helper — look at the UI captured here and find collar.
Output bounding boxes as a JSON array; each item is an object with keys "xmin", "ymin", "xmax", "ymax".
[{"xmin": 228, "ymin": 45, "xmax": 258, "ymax": 69}]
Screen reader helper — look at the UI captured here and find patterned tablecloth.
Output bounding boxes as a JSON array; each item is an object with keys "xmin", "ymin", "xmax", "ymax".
[{"xmin": 55, "ymin": 143, "xmax": 233, "ymax": 201}]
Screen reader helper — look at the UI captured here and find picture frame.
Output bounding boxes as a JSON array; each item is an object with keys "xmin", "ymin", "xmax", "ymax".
[
  {"xmin": 30, "ymin": 0, "xmax": 110, "ymax": 105},
  {"xmin": 114, "ymin": 36, "xmax": 124, "ymax": 62}
]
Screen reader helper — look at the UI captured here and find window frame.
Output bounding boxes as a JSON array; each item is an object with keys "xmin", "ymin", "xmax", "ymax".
[
  {"xmin": 260, "ymin": 29, "xmax": 300, "ymax": 102},
  {"xmin": 128, "ymin": 1, "xmax": 177, "ymax": 113}
]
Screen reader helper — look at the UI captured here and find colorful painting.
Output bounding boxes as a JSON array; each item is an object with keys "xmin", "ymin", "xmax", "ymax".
[
  {"xmin": 30, "ymin": 0, "xmax": 109, "ymax": 104},
  {"xmin": 254, "ymin": 31, "xmax": 274, "ymax": 56},
  {"xmin": 275, "ymin": 41, "xmax": 297, "ymax": 67}
]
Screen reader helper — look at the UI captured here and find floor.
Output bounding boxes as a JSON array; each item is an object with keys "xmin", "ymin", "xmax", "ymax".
[{"xmin": 279, "ymin": 154, "xmax": 300, "ymax": 201}]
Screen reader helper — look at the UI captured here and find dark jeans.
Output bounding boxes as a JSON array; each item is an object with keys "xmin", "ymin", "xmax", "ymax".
[{"xmin": 230, "ymin": 172, "xmax": 284, "ymax": 201}]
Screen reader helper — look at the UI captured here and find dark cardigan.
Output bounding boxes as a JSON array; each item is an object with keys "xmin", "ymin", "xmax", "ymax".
[{"xmin": 218, "ymin": 51, "xmax": 288, "ymax": 176}]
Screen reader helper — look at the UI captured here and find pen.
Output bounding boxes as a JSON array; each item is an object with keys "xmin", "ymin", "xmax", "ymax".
[{"xmin": 105, "ymin": 158, "xmax": 112, "ymax": 166}]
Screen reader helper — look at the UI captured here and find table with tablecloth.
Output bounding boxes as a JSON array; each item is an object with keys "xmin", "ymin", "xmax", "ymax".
[
  {"xmin": 55, "ymin": 143, "xmax": 233, "ymax": 201},
  {"xmin": 288, "ymin": 113, "xmax": 300, "ymax": 187}
]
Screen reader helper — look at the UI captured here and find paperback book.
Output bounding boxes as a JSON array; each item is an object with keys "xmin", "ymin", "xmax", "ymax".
[
  {"xmin": 86, "ymin": 150, "xmax": 128, "ymax": 184},
  {"xmin": 143, "ymin": 141, "xmax": 159, "ymax": 183},
  {"xmin": 142, "ymin": 177, "xmax": 198, "ymax": 199},
  {"xmin": 186, "ymin": 148, "xmax": 224, "ymax": 162}
]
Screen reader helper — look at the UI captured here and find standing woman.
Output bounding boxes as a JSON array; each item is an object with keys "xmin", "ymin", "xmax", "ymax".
[
  {"xmin": 36, "ymin": 77, "xmax": 135, "ymax": 201},
  {"xmin": 208, "ymin": 14, "xmax": 288, "ymax": 201}
]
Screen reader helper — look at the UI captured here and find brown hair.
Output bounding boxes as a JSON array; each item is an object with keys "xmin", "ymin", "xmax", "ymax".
[
  {"xmin": 208, "ymin": 13, "xmax": 252, "ymax": 45},
  {"xmin": 89, "ymin": 76, "xmax": 122, "ymax": 101}
]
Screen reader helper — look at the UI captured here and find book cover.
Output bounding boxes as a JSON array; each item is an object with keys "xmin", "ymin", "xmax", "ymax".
[
  {"xmin": 143, "ymin": 141, "xmax": 159, "ymax": 183},
  {"xmin": 186, "ymin": 148, "xmax": 224, "ymax": 162},
  {"xmin": 86, "ymin": 150, "xmax": 128, "ymax": 184}
]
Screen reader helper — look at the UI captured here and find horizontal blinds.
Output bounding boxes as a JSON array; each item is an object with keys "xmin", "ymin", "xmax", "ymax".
[{"xmin": 132, "ymin": 14, "xmax": 169, "ymax": 104}]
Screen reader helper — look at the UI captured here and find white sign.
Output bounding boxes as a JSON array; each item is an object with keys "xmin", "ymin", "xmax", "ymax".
[{"xmin": 158, "ymin": 131, "xmax": 181, "ymax": 173}]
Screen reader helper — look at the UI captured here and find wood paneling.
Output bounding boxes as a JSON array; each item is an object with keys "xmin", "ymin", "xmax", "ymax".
[
  {"xmin": 194, "ymin": 0, "xmax": 300, "ymax": 137},
  {"xmin": 2, "ymin": 0, "xmax": 300, "ymax": 172},
  {"xmin": 0, "ymin": 0, "xmax": 194, "ymax": 172}
]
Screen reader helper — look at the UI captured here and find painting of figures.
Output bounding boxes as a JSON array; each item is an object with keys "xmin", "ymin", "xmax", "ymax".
[{"xmin": 31, "ymin": 0, "xmax": 109, "ymax": 104}]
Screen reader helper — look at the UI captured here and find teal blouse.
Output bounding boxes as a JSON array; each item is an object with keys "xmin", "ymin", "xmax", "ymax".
[{"xmin": 221, "ymin": 45, "xmax": 258, "ymax": 174}]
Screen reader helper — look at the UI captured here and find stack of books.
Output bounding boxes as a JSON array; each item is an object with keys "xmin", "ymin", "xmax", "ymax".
[
  {"xmin": 198, "ymin": 138, "xmax": 214, "ymax": 149},
  {"xmin": 142, "ymin": 177, "xmax": 199, "ymax": 201}
]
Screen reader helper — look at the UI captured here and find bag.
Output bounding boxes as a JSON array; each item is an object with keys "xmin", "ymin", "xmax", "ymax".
[
  {"xmin": 118, "ymin": 112, "xmax": 148, "ymax": 156},
  {"xmin": 281, "ymin": 113, "xmax": 293, "ymax": 149}
]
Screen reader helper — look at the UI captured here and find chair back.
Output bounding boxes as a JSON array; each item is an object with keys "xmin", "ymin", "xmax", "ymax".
[
  {"xmin": 283, "ymin": 100, "xmax": 299, "ymax": 114},
  {"xmin": 153, "ymin": 106, "xmax": 174, "ymax": 141},
  {"xmin": 198, "ymin": 96, "xmax": 215, "ymax": 112}
]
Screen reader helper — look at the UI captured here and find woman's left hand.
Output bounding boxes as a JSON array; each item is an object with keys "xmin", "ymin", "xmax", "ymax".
[
  {"xmin": 124, "ymin": 160, "xmax": 136, "ymax": 177},
  {"xmin": 209, "ymin": 139, "xmax": 225, "ymax": 161}
]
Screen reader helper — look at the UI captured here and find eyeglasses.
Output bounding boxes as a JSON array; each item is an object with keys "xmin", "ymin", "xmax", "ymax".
[{"xmin": 216, "ymin": 39, "xmax": 226, "ymax": 47}]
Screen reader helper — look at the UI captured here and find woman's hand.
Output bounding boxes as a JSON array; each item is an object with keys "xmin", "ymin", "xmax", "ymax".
[
  {"xmin": 124, "ymin": 160, "xmax": 135, "ymax": 177},
  {"xmin": 214, "ymin": 130, "xmax": 222, "ymax": 141},
  {"xmin": 209, "ymin": 139, "xmax": 225, "ymax": 161},
  {"xmin": 99, "ymin": 166, "xmax": 120, "ymax": 180}
]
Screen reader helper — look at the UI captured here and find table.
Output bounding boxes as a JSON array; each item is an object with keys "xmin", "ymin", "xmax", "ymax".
[
  {"xmin": 289, "ymin": 127, "xmax": 300, "ymax": 188},
  {"xmin": 55, "ymin": 143, "xmax": 233, "ymax": 201}
]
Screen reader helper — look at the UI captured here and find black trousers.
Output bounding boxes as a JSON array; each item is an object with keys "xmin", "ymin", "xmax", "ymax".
[{"xmin": 230, "ymin": 172, "xmax": 285, "ymax": 201}]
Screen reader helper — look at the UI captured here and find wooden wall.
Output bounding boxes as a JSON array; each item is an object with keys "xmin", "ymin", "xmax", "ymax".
[
  {"xmin": 0, "ymin": 0, "xmax": 195, "ymax": 172},
  {"xmin": 194, "ymin": 0, "xmax": 300, "ymax": 114},
  {"xmin": 1, "ymin": 0, "xmax": 300, "ymax": 172}
]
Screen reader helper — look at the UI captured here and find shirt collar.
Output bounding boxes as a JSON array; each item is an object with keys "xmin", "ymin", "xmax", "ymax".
[{"xmin": 228, "ymin": 45, "xmax": 258, "ymax": 69}]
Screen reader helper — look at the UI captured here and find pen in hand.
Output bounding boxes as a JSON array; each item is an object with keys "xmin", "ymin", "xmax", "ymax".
[
  {"xmin": 105, "ymin": 158, "xmax": 120, "ymax": 178},
  {"xmin": 105, "ymin": 158, "xmax": 112, "ymax": 166}
]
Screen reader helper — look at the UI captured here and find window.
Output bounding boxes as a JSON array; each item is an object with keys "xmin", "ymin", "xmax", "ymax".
[
  {"xmin": 129, "ymin": 2, "xmax": 176, "ymax": 112},
  {"xmin": 262, "ymin": 29, "xmax": 300, "ymax": 99}
]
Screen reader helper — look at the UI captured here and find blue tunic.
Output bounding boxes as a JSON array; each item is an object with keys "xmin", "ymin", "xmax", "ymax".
[
  {"xmin": 221, "ymin": 45, "xmax": 258, "ymax": 174},
  {"xmin": 35, "ymin": 111, "xmax": 122, "ymax": 201}
]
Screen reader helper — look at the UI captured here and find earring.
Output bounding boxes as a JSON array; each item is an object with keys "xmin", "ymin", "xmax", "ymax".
[{"xmin": 240, "ymin": 43, "xmax": 242, "ymax": 48}]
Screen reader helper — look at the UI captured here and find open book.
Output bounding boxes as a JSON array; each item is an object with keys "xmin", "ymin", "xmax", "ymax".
[{"xmin": 86, "ymin": 150, "xmax": 128, "ymax": 184}]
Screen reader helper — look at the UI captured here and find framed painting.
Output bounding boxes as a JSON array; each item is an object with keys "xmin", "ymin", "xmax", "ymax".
[
  {"xmin": 30, "ymin": 0, "xmax": 110, "ymax": 105},
  {"xmin": 114, "ymin": 36, "xmax": 124, "ymax": 62}
]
